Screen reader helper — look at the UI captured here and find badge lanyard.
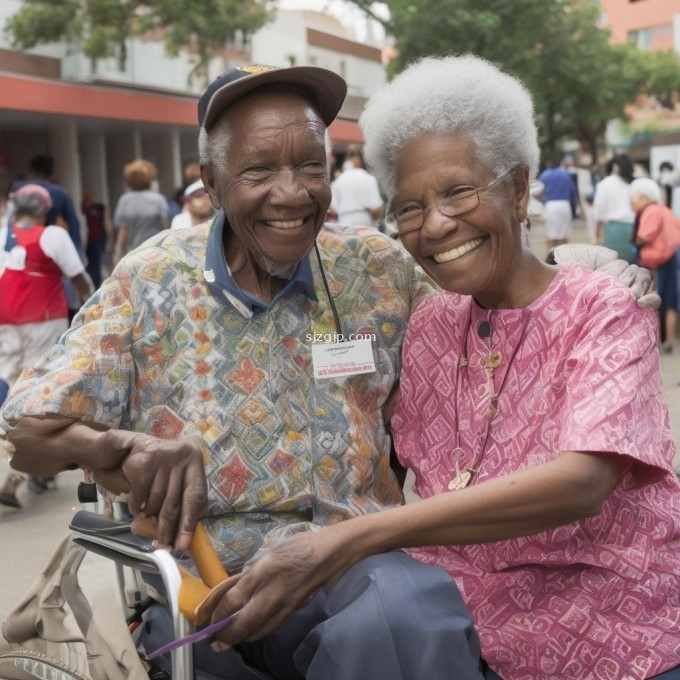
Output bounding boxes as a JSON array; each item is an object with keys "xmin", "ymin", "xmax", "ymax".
[{"xmin": 313, "ymin": 241, "xmax": 344, "ymax": 339}]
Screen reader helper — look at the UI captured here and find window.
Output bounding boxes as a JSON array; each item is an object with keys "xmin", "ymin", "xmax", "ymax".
[{"xmin": 628, "ymin": 24, "xmax": 673, "ymax": 50}]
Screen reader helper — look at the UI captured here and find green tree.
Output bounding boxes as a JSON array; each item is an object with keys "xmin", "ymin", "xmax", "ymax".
[
  {"xmin": 638, "ymin": 49, "xmax": 680, "ymax": 110},
  {"xmin": 349, "ymin": 0, "xmax": 680, "ymax": 163},
  {"xmin": 137, "ymin": 0, "xmax": 272, "ymax": 85},
  {"xmin": 4, "ymin": 0, "xmax": 273, "ymax": 86}
]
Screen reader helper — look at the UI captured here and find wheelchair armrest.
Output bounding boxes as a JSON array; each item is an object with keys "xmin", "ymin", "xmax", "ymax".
[
  {"xmin": 69, "ymin": 509, "xmax": 156, "ymax": 553},
  {"xmin": 71, "ymin": 538, "xmax": 162, "ymax": 574},
  {"xmin": 67, "ymin": 511, "xmax": 194, "ymax": 678}
]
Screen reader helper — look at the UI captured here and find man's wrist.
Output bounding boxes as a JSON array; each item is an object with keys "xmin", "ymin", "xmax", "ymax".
[{"xmin": 61, "ymin": 422, "xmax": 108, "ymax": 470}]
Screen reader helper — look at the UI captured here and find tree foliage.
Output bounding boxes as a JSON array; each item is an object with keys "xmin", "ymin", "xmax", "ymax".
[
  {"xmin": 4, "ymin": 0, "xmax": 273, "ymax": 85},
  {"xmin": 638, "ymin": 49, "xmax": 680, "ymax": 110},
  {"xmin": 349, "ymin": 0, "xmax": 680, "ymax": 162}
]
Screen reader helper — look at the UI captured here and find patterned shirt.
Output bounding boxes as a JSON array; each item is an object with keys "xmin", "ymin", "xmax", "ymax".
[
  {"xmin": 393, "ymin": 264, "xmax": 680, "ymax": 680},
  {"xmin": 2, "ymin": 220, "xmax": 433, "ymax": 572}
]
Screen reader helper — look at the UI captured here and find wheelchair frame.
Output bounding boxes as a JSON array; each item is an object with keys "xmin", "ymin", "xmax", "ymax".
[{"xmin": 66, "ymin": 508, "xmax": 194, "ymax": 679}]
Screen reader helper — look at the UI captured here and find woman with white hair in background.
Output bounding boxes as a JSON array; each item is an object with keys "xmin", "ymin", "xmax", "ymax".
[
  {"xmin": 632, "ymin": 176, "xmax": 680, "ymax": 353},
  {"xmin": 207, "ymin": 55, "xmax": 680, "ymax": 680}
]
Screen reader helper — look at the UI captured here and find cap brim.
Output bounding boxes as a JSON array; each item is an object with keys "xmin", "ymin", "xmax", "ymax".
[{"xmin": 202, "ymin": 66, "xmax": 347, "ymax": 130}]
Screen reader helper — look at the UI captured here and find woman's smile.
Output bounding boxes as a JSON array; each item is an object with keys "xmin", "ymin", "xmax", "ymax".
[{"xmin": 432, "ymin": 237, "xmax": 485, "ymax": 264}]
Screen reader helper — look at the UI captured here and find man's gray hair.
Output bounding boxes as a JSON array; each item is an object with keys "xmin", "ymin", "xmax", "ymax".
[
  {"xmin": 198, "ymin": 118, "xmax": 231, "ymax": 175},
  {"xmin": 360, "ymin": 54, "xmax": 540, "ymax": 199}
]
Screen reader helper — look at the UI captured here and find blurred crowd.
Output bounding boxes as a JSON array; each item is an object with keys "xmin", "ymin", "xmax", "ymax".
[
  {"xmin": 0, "ymin": 154, "xmax": 213, "ymax": 507},
  {"xmin": 534, "ymin": 153, "xmax": 680, "ymax": 353}
]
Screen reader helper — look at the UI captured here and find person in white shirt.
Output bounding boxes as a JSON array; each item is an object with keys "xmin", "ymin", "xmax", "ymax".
[
  {"xmin": 592, "ymin": 154, "xmax": 636, "ymax": 262},
  {"xmin": 329, "ymin": 145, "xmax": 384, "ymax": 228},
  {"xmin": 170, "ymin": 179, "xmax": 214, "ymax": 229}
]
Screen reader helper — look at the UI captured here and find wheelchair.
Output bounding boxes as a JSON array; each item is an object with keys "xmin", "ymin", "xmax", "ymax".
[{"xmin": 0, "ymin": 482, "xmax": 271, "ymax": 680}]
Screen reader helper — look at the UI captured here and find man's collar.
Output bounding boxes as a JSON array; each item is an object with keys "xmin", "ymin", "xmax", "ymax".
[{"xmin": 203, "ymin": 210, "xmax": 317, "ymax": 314}]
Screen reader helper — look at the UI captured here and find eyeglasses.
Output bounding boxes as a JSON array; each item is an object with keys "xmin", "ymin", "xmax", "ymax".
[{"xmin": 385, "ymin": 169, "xmax": 515, "ymax": 235}]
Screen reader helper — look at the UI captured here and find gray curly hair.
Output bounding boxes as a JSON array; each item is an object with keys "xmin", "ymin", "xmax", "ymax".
[
  {"xmin": 360, "ymin": 54, "xmax": 540, "ymax": 200},
  {"xmin": 12, "ymin": 183, "xmax": 52, "ymax": 219},
  {"xmin": 198, "ymin": 118, "xmax": 231, "ymax": 177}
]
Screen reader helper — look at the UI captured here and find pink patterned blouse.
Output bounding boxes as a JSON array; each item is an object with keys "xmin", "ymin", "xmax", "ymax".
[{"xmin": 393, "ymin": 264, "xmax": 680, "ymax": 680}]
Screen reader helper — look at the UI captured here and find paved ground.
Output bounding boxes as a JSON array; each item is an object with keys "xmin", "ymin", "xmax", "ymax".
[{"xmin": 1, "ymin": 215, "xmax": 678, "ymax": 650}]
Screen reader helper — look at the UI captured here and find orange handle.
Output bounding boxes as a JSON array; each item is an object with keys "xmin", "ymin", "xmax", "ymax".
[
  {"xmin": 190, "ymin": 523, "xmax": 228, "ymax": 588},
  {"xmin": 178, "ymin": 566, "xmax": 212, "ymax": 623},
  {"xmin": 133, "ymin": 515, "xmax": 229, "ymax": 622}
]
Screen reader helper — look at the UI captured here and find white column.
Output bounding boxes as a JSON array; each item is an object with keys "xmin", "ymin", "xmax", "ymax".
[
  {"xmin": 106, "ymin": 128, "xmax": 137, "ymax": 207},
  {"xmin": 157, "ymin": 126, "xmax": 183, "ymax": 196},
  {"xmin": 80, "ymin": 132, "xmax": 110, "ymax": 207},
  {"xmin": 48, "ymin": 119, "xmax": 82, "ymax": 208},
  {"xmin": 132, "ymin": 125, "xmax": 143, "ymax": 159}
]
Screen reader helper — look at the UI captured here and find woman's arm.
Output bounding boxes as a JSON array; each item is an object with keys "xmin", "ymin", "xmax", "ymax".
[
  {"xmin": 71, "ymin": 272, "xmax": 93, "ymax": 302},
  {"xmin": 593, "ymin": 220, "xmax": 604, "ymax": 244},
  {"xmin": 204, "ymin": 450, "xmax": 624, "ymax": 646},
  {"xmin": 342, "ymin": 450, "xmax": 622, "ymax": 553},
  {"xmin": 113, "ymin": 226, "xmax": 127, "ymax": 263}
]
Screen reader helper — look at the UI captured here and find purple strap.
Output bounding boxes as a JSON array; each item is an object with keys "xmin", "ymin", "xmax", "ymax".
[{"xmin": 145, "ymin": 611, "xmax": 240, "ymax": 660}]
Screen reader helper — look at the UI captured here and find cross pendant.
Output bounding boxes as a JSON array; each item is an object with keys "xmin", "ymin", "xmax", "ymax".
[
  {"xmin": 448, "ymin": 469, "xmax": 472, "ymax": 491},
  {"xmin": 484, "ymin": 351, "xmax": 502, "ymax": 370}
]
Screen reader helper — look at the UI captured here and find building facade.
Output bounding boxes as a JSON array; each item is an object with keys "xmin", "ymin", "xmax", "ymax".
[
  {"xmin": 599, "ymin": 0, "xmax": 680, "ymax": 50},
  {"xmin": 599, "ymin": 0, "xmax": 680, "ymax": 190},
  {"xmin": 0, "ymin": 1, "xmax": 385, "ymax": 218}
]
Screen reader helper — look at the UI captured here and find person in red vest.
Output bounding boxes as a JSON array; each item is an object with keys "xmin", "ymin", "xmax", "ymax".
[{"xmin": 0, "ymin": 184, "xmax": 91, "ymax": 507}]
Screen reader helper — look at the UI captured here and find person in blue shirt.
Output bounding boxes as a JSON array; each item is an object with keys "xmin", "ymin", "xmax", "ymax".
[
  {"xmin": 19, "ymin": 155, "xmax": 84, "ymax": 317},
  {"xmin": 22, "ymin": 155, "xmax": 82, "ymax": 254},
  {"xmin": 538, "ymin": 158, "xmax": 578, "ymax": 254}
]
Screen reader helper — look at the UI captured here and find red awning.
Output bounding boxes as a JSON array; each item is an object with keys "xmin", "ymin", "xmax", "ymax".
[
  {"xmin": 328, "ymin": 118, "xmax": 363, "ymax": 145},
  {"xmin": 0, "ymin": 73, "xmax": 197, "ymax": 126},
  {"xmin": 0, "ymin": 73, "xmax": 366, "ymax": 144}
]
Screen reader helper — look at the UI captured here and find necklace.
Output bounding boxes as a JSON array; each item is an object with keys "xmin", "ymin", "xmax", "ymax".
[{"xmin": 447, "ymin": 305, "xmax": 530, "ymax": 491}]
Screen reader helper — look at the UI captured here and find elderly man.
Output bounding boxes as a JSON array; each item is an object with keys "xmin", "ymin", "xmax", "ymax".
[
  {"xmin": 1, "ymin": 66, "xmax": 483, "ymax": 680},
  {"xmin": 0, "ymin": 66, "xmax": 657, "ymax": 679}
]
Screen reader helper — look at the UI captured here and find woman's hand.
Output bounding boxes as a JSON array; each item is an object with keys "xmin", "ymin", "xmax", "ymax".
[
  {"xmin": 201, "ymin": 526, "xmax": 360, "ymax": 647},
  {"xmin": 94, "ymin": 430, "xmax": 208, "ymax": 552},
  {"xmin": 553, "ymin": 244, "xmax": 659, "ymax": 309}
]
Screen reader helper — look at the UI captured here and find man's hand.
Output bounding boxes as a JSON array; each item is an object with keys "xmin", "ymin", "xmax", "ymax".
[
  {"xmin": 197, "ymin": 527, "xmax": 358, "ymax": 647},
  {"xmin": 96, "ymin": 430, "xmax": 208, "ymax": 552},
  {"xmin": 5, "ymin": 417, "xmax": 208, "ymax": 550},
  {"xmin": 553, "ymin": 244, "xmax": 660, "ymax": 309}
]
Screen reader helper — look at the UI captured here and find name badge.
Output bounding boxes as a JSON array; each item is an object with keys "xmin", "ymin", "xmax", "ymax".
[{"xmin": 312, "ymin": 339, "xmax": 376, "ymax": 379}]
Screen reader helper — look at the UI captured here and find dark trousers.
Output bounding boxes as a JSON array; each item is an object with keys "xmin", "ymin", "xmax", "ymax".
[{"xmin": 140, "ymin": 551, "xmax": 483, "ymax": 680}]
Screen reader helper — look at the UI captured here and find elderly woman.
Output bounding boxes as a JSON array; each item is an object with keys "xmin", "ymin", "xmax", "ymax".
[
  {"xmin": 631, "ymin": 177, "xmax": 680, "ymax": 354},
  {"xmin": 204, "ymin": 56, "xmax": 679, "ymax": 680},
  {"xmin": 112, "ymin": 159, "xmax": 168, "ymax": 261}
]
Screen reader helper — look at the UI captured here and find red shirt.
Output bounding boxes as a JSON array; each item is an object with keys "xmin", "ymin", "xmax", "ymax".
[
  {"xmin": 638, "ymin": 203, "xmax": 680, "ymax": 269},
  {"xmin": 0, "ymin": 224, "xmax": 69, "ymax": 324}
]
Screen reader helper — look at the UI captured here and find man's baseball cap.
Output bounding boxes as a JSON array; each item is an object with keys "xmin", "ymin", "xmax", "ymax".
[{"xmin": 198, "ymin": 64, "xmax": 347, "ymax": 131}]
